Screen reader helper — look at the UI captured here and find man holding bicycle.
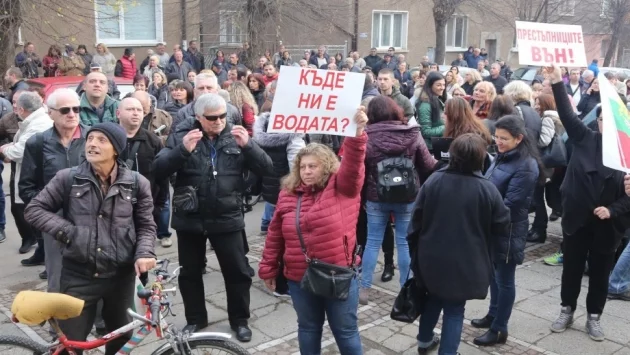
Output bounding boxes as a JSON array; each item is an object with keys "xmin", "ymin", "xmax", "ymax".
[{"xmin": 24, "ymin": 122, "xmax": 157, "ymax": 355}]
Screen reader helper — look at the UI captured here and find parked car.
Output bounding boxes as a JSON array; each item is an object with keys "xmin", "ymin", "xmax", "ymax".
[
  {"xmin": 511, "ymin": 66, "xmax": 544, "ymax": 85},
  {"xmin": 599, "ymin": 67, "xmax": 630, "ymax": 81},
  {"xmin": 26, "ymin": 76, "xmax": 133, "ymax": 99}
]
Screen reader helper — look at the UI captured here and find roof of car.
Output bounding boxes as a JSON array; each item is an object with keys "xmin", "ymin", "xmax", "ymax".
[{"xmin": 27, "ymin": 76, "xmax": 134, "ymax": 85}]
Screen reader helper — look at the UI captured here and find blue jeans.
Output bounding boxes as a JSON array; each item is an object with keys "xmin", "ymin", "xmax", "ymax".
[
  {"xmin": 361, "ymin": 201, "xmax": 413, "ymax": 288},
  {"xmin": 417, "ymin": 295, "xmax": 465, "ymax": 355},
  {"xmin": 488, "ymin": 260, "xmax": 517, "ymax": 333},
  {"xmin": 288, "ymin": 278, "xmax": 362, "ymax": 355},
  {"xmin": 0, "ymin": 163, "xmax": 5, "ymax": 229},
  {"xmin": 609, "ymin": 241, "xmax": 630, "ymax": 294},
  {"xmin": 261, "ymin": 203, "xmax": 275, "ymax": 232},
  {"xmin": 157, "ymin": 199, "xmax": 171, "ymax": 239}
]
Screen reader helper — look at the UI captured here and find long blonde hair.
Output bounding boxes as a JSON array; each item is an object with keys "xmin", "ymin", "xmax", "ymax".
[
  {"xmin": 229, "ymin": 81, "xmax": 259, "ymax": 115},
  {"xmin": 281, "ymin": 144, "xmax": 340, "ymax": 194}
]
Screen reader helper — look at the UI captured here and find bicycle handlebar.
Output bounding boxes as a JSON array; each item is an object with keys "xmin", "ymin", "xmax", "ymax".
[{"xmin": 149, "ymin": 300, "xmax": 160, "ymax": 327}]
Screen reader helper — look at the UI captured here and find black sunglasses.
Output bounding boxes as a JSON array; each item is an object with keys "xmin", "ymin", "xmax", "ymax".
[
  {"xmin": 51, "ymin": 106, "xmax": 80, "ymax": 114},
  {"xmin": 203, "ymin": 112, "xmax": 227, "ymax": 121}
]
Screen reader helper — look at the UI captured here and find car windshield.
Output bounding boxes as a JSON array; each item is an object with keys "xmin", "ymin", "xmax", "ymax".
[{"xmin": 512, "ymin": 68, "xmax": 537, "ymax": 81}]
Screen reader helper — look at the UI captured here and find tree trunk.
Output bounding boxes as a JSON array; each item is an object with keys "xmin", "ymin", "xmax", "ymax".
[
  {"xmin": 604, "ymin": 31, "xmax": 619, "ymax": 66},
  {"xmin": 433, "ymin": 17, "xmax": 448, "ymax": 65},
  {"xmin": 0, "ymin": 0, "xmax": 21, "ymax": 87}
]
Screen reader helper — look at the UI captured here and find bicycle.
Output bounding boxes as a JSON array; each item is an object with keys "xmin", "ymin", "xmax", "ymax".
[{"xmin": 0, "ymin": 259, "xmax": 249, "ymax": 355}]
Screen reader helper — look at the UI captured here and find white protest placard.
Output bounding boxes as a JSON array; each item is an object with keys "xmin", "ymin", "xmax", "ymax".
[
  {"xmin": 515, "ymin": 21, "xmax": 587, "ymax": 67},
  {"xmin": 268, "ymin": 66, "xmax": 365, "ymax": 137}
]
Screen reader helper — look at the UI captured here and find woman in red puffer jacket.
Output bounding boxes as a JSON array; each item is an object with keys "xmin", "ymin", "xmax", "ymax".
[{"xmin": 259, "ymin": 108, "xmax": 368, "ymax": 355}]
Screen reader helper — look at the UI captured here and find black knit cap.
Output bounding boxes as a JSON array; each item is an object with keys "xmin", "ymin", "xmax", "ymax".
[{"xmin": 87, "ymin": 122, "xmax": 127, "ymax": 156}]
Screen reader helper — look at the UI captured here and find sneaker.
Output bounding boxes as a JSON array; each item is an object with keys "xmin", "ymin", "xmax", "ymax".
[
  {"xmin": 359, "ymin": 288, "xmax": 369, "ymax": 305},
  {"xmin": 21, "ymin": 254, "xmax": 45, "ymax": 266},
  {"xmin": 417, "ymin": 335, "xmax": 440, "ymax": 354},
  {"xmin": 550, "ymin": 306, "xmax": 574, "ymax": 332},
  {"xmin": 273, "ymin": 291, "xmax": 291, "ymax": 298},
  {"xmin": 586, "ymin": 314, "xmax": 605, "ymax": 341},
  {"xmin": 0, "ymin": 229, "xmax": 5, "ymax": 243},
  {"xmin": 39, "ymin": 270, "xmax": 47, "ymax": 280},
  {"xmin": 544, "ymin": 252, "xmax": 563, "ymax": 266},
  {"xmin": 19, "ymin": 238, "xmax": 36, "ymax": 254},
  {"xmin": 608, "ymin": 291, "xmax": 630, "ymax": 301},
  {"xmin": 259, "ymin": 230, "xmax": 268, "ymax": 237},
  {"xmin": 160, "ymin": 237, "xmax": 173, "ymax": 248}
]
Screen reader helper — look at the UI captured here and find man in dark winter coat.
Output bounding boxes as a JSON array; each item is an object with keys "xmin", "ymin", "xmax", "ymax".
[
  {"xmin": 548, "ymin": 64, "xmax": 630, "ymax": 341},
  {"xmin": 24, "ymin": 122, "xmax": 157, "ymax": 355},
  {"xmin": 364, "ymin": 48, "xmax": 382, "ymax": 72},
  {"xmin": 187, "ymin": 40, "xmax": 205, "ymax": 73},
  {"xmin": 153, "ymin": 93, "xmax": 273, "ymax": 341}
]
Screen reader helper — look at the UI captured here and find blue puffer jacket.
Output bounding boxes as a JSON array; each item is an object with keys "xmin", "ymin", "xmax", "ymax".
[{"xmin": 485, "ymin": 149, "xmax": 539, "ymax": 264}]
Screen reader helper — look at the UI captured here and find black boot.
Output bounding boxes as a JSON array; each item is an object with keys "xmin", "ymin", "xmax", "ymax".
[
  {"xmin": 471, "ymin": 314, "xmax": 495, "ymax": 329},
  {"xmin": 473, "ymin": 329, "xmax": 508, "ymax": 346},
  {"xmin": 19, "ymin": 238, "xmax": 36, "ymax": 254},
  {"xmin": 549, "ymin": 210, "xmax": 561, "ymax": 221},
  {"xmin": 381, "ymin": 264, "xmax": 395, "ymax": 282},
  {"xmin": 527, "ymin": 229, "xmax": 547, "ymax": 243}
]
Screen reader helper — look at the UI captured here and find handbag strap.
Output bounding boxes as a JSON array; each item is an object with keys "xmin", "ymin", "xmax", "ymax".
[{"xmin": 295, "ymin": 193, "xmax": 311, "ymax": 262}]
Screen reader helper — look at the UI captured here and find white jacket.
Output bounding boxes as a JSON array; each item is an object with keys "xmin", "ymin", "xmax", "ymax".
[
  {"xmin": 539, "ymin": 110, "xmax": 557, "ymax": 148},
  {"xmin": 6, "ymin": 107, "xmax": 53, "ymax": 204}
]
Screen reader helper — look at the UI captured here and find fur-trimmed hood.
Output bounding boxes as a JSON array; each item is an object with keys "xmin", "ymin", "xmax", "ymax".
[{"xmin": 253, "ymin": 113, "xmax": 305, "ymax": 148}]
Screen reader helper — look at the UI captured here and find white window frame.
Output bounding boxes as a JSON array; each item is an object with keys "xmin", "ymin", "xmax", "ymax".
[
  {"xmin": 371, "ymin": 10, "xmax": 409, "ymax": 51},
  {"xmin": 94, "ymin": 0, "xmax": 164, "ymax": 47},
  {"xmin": 445, "ymin": 15, "xmax": 468, "ymax": 52},
  {"xmin": 219, "ymin": 10, "xmax": 245, "ymax": 46},
  {"xmin": 554, "ymin": 0, "xmax": 576, "ymax": 16}
]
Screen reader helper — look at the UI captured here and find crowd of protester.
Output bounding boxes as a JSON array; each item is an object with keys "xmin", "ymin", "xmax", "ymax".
[{"xmin": 1, "ymin": 39, "xmax": 630, "ymax": 355}]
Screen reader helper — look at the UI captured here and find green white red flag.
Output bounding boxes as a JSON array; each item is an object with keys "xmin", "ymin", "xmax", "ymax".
[{"xmin": 600, "ymin": 73, "xmax": 630, "ymax": 172}]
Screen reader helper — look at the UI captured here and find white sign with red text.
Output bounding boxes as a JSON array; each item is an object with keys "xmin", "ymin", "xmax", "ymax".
[
  {"xmin": 515, "ymin": 21, "xmax": 587, "ymax": 67},
  {"xmin": 268, "ymin": 66, "xmax": 365, "ymax": 137}
]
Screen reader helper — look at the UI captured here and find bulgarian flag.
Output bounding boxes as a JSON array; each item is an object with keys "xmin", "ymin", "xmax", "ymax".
[{"xmin": 600, "ymin": 73, "xmax": 630, "ymax": 173}]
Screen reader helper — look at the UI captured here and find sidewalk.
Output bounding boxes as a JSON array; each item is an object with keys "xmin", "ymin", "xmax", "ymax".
[{"xmin": 0, "ymin": 218, "xmax": 629, "ymax": 354}]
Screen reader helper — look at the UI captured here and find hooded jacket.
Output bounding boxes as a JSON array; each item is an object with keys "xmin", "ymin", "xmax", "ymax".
[
  {"xmin": 364, "ymin": 121, "xmax": 437, "ymax": 202},
  {"xmin": 485, "ymin": 149, "xmax": 539, "ymax": 264},
  {"xmin": 253, "ymin": 113, "xmax": 305, "ymax": 204}
]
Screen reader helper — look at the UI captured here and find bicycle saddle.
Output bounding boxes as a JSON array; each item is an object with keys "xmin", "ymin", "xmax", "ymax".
[{"xmin": 11, "ymin": 290, "xmax": 84, "ymax": 325}]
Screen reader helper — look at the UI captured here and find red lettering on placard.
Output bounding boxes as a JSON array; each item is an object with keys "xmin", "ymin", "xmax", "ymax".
[
  {"xmin": 326, "ymin": 95, "xmax": 338, "ymax": 111},
  {"xmin": 272, "ymin": 115, "xmax": 285, "ymax": 129},
  {"xmin": 285, "ymin": 115, "xmax": 297, "ymax": 130}
]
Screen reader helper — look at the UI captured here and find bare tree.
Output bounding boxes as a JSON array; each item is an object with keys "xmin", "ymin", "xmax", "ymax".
[
  {"xmin": 601, "ymin": 0, "xmax": 630, "ymax": 66},
  {"xmin": 432, "ymin": 0, "xmax": 468, "ymax": 65}
]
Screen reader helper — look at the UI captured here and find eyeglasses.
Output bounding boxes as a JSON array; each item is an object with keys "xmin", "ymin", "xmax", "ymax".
[
  {"xmin": 51, "ymin": 106, "xmax": 80, "ymax": 114},
  {"xmin": 203, "ymin": 112, "xmax": 227, "ymax": 121},
  {"xmin": 597, "ymin": 116, "xmax": 603, "ymax": 122}
]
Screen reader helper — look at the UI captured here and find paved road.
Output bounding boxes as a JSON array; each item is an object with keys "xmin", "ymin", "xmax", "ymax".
[{"xmin": 0, "ymin": 166, "xmax": 629, "ymax": 355}]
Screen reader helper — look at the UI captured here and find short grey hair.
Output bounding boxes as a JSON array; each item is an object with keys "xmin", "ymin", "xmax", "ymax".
[
  {"xmin": 218, "ymin": 89, "xmax": 231, "ymax": 103},
  {"xmin": 582, "ymin": 70, "xmax": 594, "ymax": 79},
  {"xmin": 46, "ymin": 88, "xmax": 80, "ymax": 109},
  {"xmin": 344, "ymin": 57, "xmax": 354, "ymax": 66},
  {"xmin": 17, "ymin": 91, "xmax": 43, "ymax": 112},
  {"xmin": 194, "ymin": 73, "xmax": 218, "ymax": 88},
  {"xmin": 503, "ymin": 80, "xmax": 532, "ymax": 103},
  {"xmin": 194, "ymin": 93, "xmax": 226, "ymax": 116},
  {"xmin": 149, "ymin": 54, "xmax": 160, "ymax": 62}
]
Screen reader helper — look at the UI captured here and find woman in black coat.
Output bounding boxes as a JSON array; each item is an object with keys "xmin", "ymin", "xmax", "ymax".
[
  {"xmin": 546, "ymin": 64, "xmax": 630, "ymax": 341},
  {"xmin": 408, "ymin": 134, "xmax": 510, "ymax": 355},
  {"xmin": 473, "ymin": 115, "xmax": 541, "ymax": 346}
]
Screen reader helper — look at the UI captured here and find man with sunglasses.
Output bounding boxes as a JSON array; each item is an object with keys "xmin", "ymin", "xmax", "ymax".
[
  {"xmin": 1, "ymin": 92, "xmax": 52, "ymax": 254},
  {"xmin": 19, "ymin": 88, "xmax": 87, "ymax": 287},
  {"xmin": 153, "ymin": 93, "xmax": 272, "ymax": 341}
]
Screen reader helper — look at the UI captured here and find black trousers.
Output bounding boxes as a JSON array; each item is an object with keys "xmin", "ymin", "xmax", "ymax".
[
  {"xmin": 356, "ymin": 207, "xmax": 394, "ymax": 265},
  {"xmin": 177, "ymin": 229, "xmax": 251, "ymax": 327},
  {"xmin": 561, "ymin": 225, "xmax": 616, "ymax": 315},
  {"xmin": 59, "ymin": 269, "xmax": 135, "ymax": 355},
  {"xmin": 10, "ymin": 200, "xmax": 35, "ymax": 241},
  {"xmin": 532, "ymin": 184, "xmax": 548, "ymax": 231}
]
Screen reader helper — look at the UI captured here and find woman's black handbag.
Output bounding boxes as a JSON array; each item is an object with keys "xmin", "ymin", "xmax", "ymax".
[
  {"xmin": 295, "ymin": 193, "xmax": 356, "ymax": 300},
  {"xmin": 541, "ymin": 134, "xmax": 568, "ymax": 168},
  {"xmin": 391, "ymin": 270, "xmax": 427, "ymax": 323},
  {"xmin": 172, "ymin": 186, "xmax": 199, "ymax": 213}
]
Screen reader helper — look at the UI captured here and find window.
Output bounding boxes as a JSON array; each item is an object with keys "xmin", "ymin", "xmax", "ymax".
[
  {"xmin": 220, "ymin": 11, "xmax": 244, "ymax": 45},
  {"xmin": 371, "ymin": 11, "xmax": 408, "ymax": 50},
  {"xmin": 95, "ymin": 0, "xmax": 164, "ymax": 46},
  {"xmin": 554, "ymin": 0, "xmax": 576, "ymax": 16},
  {"xmin": 446, "ymin": 16, "xmax": 468, "ymax": 49}
]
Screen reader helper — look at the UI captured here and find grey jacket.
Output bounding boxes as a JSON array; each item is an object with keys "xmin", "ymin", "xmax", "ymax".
[
  {"xmin": 24, "ymin": 161, "xmax": 156, "ymax": 278},
  {"xmin": 166, "ymin": 61, "xmax": 195, "ymax": 81}
]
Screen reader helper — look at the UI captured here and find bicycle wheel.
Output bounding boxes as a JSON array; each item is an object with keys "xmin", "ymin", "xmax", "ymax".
[
  {"xmin": 0, "ymin": 335, "xmax": 49, "ymax": 354},
  {"xmin": 159, "ymin": 338, "xmax": 248, "ymax": 355}
]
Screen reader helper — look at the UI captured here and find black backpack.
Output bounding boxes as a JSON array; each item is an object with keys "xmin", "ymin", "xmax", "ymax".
[{"xmin": 376, "ymin": 155, "xmax": 419, "ymax": 203}]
